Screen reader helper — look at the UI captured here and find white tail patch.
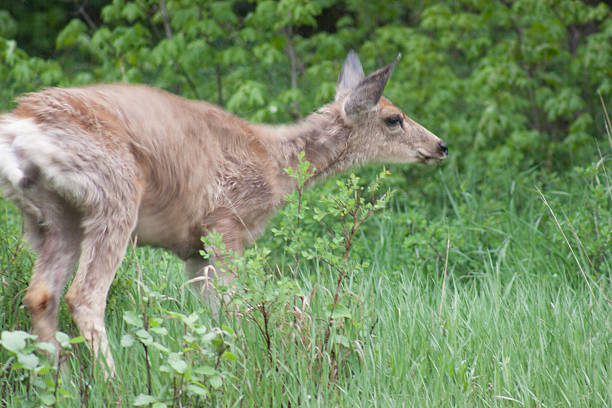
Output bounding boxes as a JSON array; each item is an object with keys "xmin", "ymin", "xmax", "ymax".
[{"xmin": 0, "ymin": 117, "xmax": 35, "ymax": 189}]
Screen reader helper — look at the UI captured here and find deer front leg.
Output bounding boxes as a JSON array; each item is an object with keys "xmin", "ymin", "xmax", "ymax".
[
  {"xmin": 185, "ymin": 257, "xmax": 221, "ymax": 317},
  {"xmin": 185, "ymin": 214, "xmax": 244, "ymax": 320}
]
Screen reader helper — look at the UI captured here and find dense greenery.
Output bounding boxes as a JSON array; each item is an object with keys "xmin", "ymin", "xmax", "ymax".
[
  {"xmin": 1, "ymin": 0, "xmax": 611, "ymax": 170},
  {"xmin": 0, "ymin": 0, "xmax": 611, "ymax": 406}
]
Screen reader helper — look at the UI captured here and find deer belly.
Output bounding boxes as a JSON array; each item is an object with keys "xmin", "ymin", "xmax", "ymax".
[{"xmin": 133, "ymin": 207, "xmax": 202, "ymax": 259}]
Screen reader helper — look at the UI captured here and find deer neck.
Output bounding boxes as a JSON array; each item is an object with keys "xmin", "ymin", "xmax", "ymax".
[{"xmin": 264, "ymin": 105, "xmax": 356, "ymax": 186}]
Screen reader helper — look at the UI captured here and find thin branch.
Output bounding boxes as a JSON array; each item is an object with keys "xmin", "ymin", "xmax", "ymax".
[
  {"xmin": 178, "ymin": 63, "xmax": 202, "ymax": 100},
  {"xmin": 74, "ymin": 1, "xmax": 98, "ymax": 30},
  {"xmin": 323, "ymin": 266, "xmax": 345, "ymax": 353},
  {"xmin": 160, "ymin": 0, "xmax": 173, "ymax": 40},
  {"xmin": 283, "ymin": 14, "xmax": 300, "ymax": 119}
]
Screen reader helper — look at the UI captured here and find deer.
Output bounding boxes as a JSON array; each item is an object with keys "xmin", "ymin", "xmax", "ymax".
[{"xmin": 0, "ymin": 51, "xmax": 447, "ymax": 375}]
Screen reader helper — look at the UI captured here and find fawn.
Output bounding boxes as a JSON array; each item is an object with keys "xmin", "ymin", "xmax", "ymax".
[{"xmin": 0, "ymin": 51, "xmax": 447, "ymax": 374}]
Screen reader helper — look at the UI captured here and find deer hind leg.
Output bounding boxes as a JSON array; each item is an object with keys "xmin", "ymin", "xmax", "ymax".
[
  {"xmin": 22, "ymin": 190, "xmax": 82, "ymax": 352},
  {"xmin": 2, "ymin": 116, "xmax": 141, "ymax": 375},
  {"xmin": 63, "ymin": 196, "xmax": 139, "ymax": 377}
]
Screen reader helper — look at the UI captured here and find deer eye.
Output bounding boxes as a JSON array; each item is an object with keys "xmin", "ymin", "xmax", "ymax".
[{"xmin": 384, "ymin": 115, "xmax": 403, "ymax": 128}]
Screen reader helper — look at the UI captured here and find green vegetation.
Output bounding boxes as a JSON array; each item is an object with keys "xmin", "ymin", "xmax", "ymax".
[{"xmin": 0, "ymin": 0, "xmax": 610, "ymax": 406}]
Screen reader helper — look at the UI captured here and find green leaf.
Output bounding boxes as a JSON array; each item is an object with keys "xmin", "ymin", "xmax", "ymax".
[
  {"xmin": 123, "ymin": 311, "xmax": 143, "ymax": 328},
  {"xmin": 69, "ymin": 336, "xmax": 86, "ymax": 344},
  {"xmin": 17, "ymin": 352, "xmax": 39, "ymax": 370},
  {"xmin": 133, "ymin": 394, "xmax": 157, "ymax": 406},
  {"xmin": 55, "ymin": 331, "xmax": 70, "ymax": 348},
  {"xmin": 168, "ymin": 353, "xmax": 188, "ymax": 374},
  {"xmin": 101, "ymin": 1, "xmax": 122, "ymax": 23},
  {"xmin": 39, "ymin": 392, "xmax": 56, "ymax": 406},
  {"xmin": 0, "ymin": 10, "xmax": 17, "ymax": 38},
  {"xmin": 135, "ymin": 329, "xmax": 153, "ymax": 345},
  {"xmin": 196, "ymin": 365, "xmax": 216, "ymax": 377},
  {"xmin": 1, "ymin": 330, "xmax": 32, "ymax": 353},
  {"xmin": 122, "ymin": 3, "xmax": 145, "ymax": 22},
  {"xmin": 36, "ymin": 342, "xmax": 56, "ymax": 355},
  {"xmin": 150, "ymin": 327, "xmax": 168, "ymax": 336},
  {"xmin": 56, "ymin": 19, "xmax": 87, "ymax": 50},
  {"xmin": 334, "ymin": 334, "xmax": 350, "ymax": 348},
  {"xmin": 209, "ymin": 374, "xmax": 223, "ymax": 389},
  {"xmin": 187, "ymin": 383, "xmax": 208, "ymax": 397},
  {"xmin": 220, "ymin": 46, "xmax": 249, "ymax": 66},
  {"xmin": 330, "ymin": 304, "xmax": 351, "ymax": 320},
  {"xmin": 121, "ymin": 334, "xmax": 135, "ymax": 348},
  {"xmin": 221, "ymin": 351, "xmax": 237, "ymax": 361},
  {"xmin": 37, "ymin": 364, "xmax": 51, "ymax": 376},
  {"xmin": 211, "ymin": 1, "xmax": 238, "ymax": 24},
  {"xmin": 151, "ymin": 341, "xmax": 169, "ymax": 354}
]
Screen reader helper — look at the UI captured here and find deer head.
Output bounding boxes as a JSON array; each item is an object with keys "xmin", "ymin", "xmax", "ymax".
[{"xmin": 334, "ymin": 51, "xmax": 448, "ymax": 165}]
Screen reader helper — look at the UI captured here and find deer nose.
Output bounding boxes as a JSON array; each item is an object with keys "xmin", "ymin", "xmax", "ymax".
[{"xmin": 439, "ymin": 141, "xmax": 448, "ymax": 156}]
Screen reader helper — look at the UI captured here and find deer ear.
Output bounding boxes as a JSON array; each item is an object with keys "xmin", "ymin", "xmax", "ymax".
[
  {"xmin": 343, "ymin": 53, "xmax": 401, "ymax": 117},
  {"xmin": 335, "ymin": 50, "xmax": 365, "ymax": 102}
]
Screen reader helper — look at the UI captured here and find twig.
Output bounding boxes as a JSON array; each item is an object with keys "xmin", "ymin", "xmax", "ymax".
[
  {"xmin": 53, "ymin": 349, "xmax": 61, "ymax": 403},
  {"xmin": 74, "ymin": 1, "xmax": 98, "ymax": 30},
  {"xmin": 160, "ymin": 0, "xmax": 173, "ymax": 40},
  {"xmin": 143, "ymin": 342, "xmax": 152, "ymax": 396},
  {"xmin": 369, "ymin": 317, "xmax": 379, "ymax": 336},
  {"xmin": 177, "ymin": 63, "xmax": 201, "ymax": 99},
  {"xmin": 283, "ymin": 16, "xmax": 300, "ymax": 119}
]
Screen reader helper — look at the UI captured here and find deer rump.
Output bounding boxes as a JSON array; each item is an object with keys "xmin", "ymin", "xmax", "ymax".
[{"xmin": 0, "ymin": 51, "xmax": 447, "ymax": 375}]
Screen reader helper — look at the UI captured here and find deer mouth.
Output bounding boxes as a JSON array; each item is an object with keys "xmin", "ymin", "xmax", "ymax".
[{"xmin": 417, "ymin": 149, "xmax": 446, "ymax": 165}]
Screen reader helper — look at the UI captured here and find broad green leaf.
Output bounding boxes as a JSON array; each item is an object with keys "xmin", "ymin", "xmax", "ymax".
[
  {"xmin": 334, "ymin": 334, "xmax": 350, "ymax": 348},
  {"xmin": 17, "ymin": 352, "xmax": 39, "ymax": 370},
  {"xmin": 56, "ymin": 19, "xmax": 87, "ymax": 50},
  {"xmin": 187, "ymin": 383, "xmax": 208, "ymax": 397},
  {"xmin": 121, "ymin": 334, "xmax": 135, "ymax": 348},
  {"xmin": 133, "ymin": 394, "xmax": 157, "ymax": 406},
  {"xmin": 330, "ymin": 304, "xmax": 351, "ymax": 320},
  {"xmin": 39, "ymin": 392, "xmax": 56, "ymax": 406},
  {"xmin": 221, "ymin": 351, "xmax": 238, "ymax": 361},
  {"xmin": 36, "ymin": 342, "xmax": 56, "ymax": 354},
  {"xmin": 168, "ymin": 353, "xmax": 188, "ymax": 374},
  {"xmin": 122, "ymin": 2, "xmax": 145, "ymax": 22},
  {"xmin": 123, "ymin": 311, "xmax": 143, "ymax": 328},
  {"xmin": 209, "ymin": 374, "xmax": 223, "ymax": 389},
  {"xmin": 196, "ymin": 365, "xmax": 216, "ymax": 377},
  {"xmin": 135, "ymin": 329, "xmax": 153, "ymax": 345},
  {"xmin": 150, "ymin": 327, "xmax": 168, "ymax": 336},
  {"xmin": 151, "ymin": 342, "xmax": 169, "ymax": 354},
  {"xmin": 1, "ymin": 330, "xmax": 31, "ymax": 353},
  {"xmin": 55, "ymin": 331, "xmax": 70, "ymax": 348}
]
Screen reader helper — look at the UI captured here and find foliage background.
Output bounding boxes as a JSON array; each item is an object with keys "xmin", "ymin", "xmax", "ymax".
[
  {"xmin": 0, "ymin": 0, "xmax": 610, "ymax": 172},
  {"xmin": 0, "ymin": 0, "xmax": 611, "ymax": 407}
]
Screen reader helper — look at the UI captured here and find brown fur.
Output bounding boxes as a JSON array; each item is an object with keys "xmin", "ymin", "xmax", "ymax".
[{"xmin": 0, "ymin": 52, "xmax": 447, "ymax": 375}]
